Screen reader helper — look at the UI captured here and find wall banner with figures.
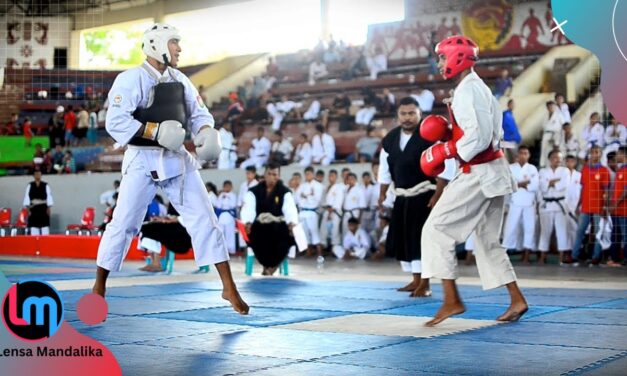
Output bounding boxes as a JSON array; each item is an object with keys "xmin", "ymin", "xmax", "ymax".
[
  {"xmin": 367, "ymin": 0, "xmax": 570, "ymax": 60},
  {"xmin": 0, "ymin": 16, "xmax": 71, "ymax": 69}
]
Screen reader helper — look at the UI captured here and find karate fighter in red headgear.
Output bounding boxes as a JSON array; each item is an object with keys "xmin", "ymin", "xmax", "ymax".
[{"xmin": 419, "ymin": 35, "xmax": 528, "ymax": 326}]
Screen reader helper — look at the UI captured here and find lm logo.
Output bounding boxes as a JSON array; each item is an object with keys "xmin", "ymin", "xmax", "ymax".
[{"xmin": 2, "ymin": 280, "xmax": 64, "ymax": 341}]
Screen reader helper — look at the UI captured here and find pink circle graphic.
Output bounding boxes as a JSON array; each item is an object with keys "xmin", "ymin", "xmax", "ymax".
[{"xmin": 76, "ymin": 293, "xmax": 108, "ymax": 325}]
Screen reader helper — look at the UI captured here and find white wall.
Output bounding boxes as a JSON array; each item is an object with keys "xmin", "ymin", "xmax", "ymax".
[
  {"xmin": 0, "ymin": 163, "xmax": 372, "ymax": 233},
  {"xmin": 0, "ymin": 16, "xmax": 71, "ymax": 69}
]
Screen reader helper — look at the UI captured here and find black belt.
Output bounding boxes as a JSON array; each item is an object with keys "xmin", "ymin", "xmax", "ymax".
[
  {"xmin": 128, "ymin": 137, "xmax": 161, "ymax": 147},
  {"xmin": 542, "ymin": 196, "xmax": 577, "ymax": 222}
]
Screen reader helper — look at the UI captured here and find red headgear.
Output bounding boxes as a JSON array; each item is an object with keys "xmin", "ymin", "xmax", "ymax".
[{"xmin": 435, "ymin": 35, "xmax": 479, "ymax": 79}]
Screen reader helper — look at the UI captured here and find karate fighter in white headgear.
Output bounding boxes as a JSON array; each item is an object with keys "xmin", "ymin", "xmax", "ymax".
[
  {"xmin": 419, "ymin": 35, "xmax": 527, "ymax": 326},
  {"xmin": 92, "ymin": 23, "xmax": 249, "ymax": 315}
]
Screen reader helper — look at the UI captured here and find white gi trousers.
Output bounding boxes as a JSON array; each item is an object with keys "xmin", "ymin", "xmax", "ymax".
[
  {"xmin": 217, "ymin": 149, "xmax": 236, "ymax": 170},
  {"xmin": 422, "ymin": 167, "xmax": 517, "ymax": 290},
  {"xmin": 502, "ymin": 204, "xmax": 536, "ymax": 250},
  {"xmin": 30, "ymin": 227, "xmax": 50, "ymax": 235},
  {"xmin": 332, "ymin": 246, "xmax": 368, "ymax": 259},
  {"xmin": 319, "ymin": 211, "xmax": 342, "ymax": 246},
  {"xmin": 299, "ymin": 209, "xmax": 321, "ymax": 245},
  {"xmin": 96, "ymin": 156, "xmax": 229, "ymax": 271},
  {"xmin": 538, "ymin": 209, "xmax": 570, "ymax": 251},
  {"xmin": 217, "ymin": 212, "xmax": 237, "ymax": 254}
]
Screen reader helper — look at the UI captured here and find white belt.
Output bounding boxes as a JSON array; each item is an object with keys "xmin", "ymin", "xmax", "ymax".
[
  {"xmin": 392, "ymin": 181, "xmax": 436, "ymax": 197},
  {"xmin": 257, "ymin": 213, "xmax": 285, "ymax": 224}
]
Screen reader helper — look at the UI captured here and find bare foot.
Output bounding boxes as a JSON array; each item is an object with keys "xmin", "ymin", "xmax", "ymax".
[
  {"xmin": 222, "ymin": 289, "xmax": 249, "ymax": 315},
  {"xmin": 397, "ymin": 281, "xmax": 419, "ymax": 292},
  {"xmin": 410, "ymin": 285, "xmax": 432, "ymax": 298},
  {"xmin": 142, "ymin": 264, "xmax": 164, "ymax": 272},
  {"xmin": 496, "ymin": 303, "xmax": 529, "ymax": 322},
  {"xmin": 424, "ymin": 301, "xmax": 466, "ymax": 327},
  {"xmin": 139, "ymin": 264, "xmax": 151, "ymax": 271}
]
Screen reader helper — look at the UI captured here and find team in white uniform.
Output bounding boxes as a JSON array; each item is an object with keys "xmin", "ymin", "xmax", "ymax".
[
  {"xmin": 295, "ymin": 167, "xmax": 325, "ymax": 256},
  {"xmin": 214, "ymin": 181, "xmax": 238, "ymax": 255}
]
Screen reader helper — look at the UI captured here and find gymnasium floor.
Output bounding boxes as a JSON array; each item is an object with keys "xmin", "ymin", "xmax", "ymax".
[{"xmin": 1, "ymin": 256, "xmax": 626, "ymax": 376}]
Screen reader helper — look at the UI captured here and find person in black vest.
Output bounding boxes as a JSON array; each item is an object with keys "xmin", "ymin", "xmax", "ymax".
[
  {"xmin": 241, "ymin": 162, "xmax": 299, "ymax": 276},
  {"xmin": 378, "ymin": 97, "xmax": 449, "ymax": 297},
  {"xmin": 22, "ymin": 170, "xmax": 54, "ymax": 235}
]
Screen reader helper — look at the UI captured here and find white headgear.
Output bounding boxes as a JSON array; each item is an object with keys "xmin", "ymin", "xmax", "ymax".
[{"xmin": 142, "ymin": 23, "xmax": 181, "ymax": 66}]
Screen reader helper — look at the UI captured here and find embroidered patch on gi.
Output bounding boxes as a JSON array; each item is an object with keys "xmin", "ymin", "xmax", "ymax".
[
  {"xmin": 197, "ymin": 95, "xmax": 205, "ymax": 108},
  {"xmin": 113, "ymin": 94, "xmax": 123, "ymax": 105}
]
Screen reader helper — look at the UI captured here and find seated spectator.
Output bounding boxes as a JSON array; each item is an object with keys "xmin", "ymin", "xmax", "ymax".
[
  {"xmin": 42, "ymin": 149, "xmax": 54, "ymax": 174},
  {"xmin": 294, "ymin": 133, "xmax": 313, "ymax": 167},
  {"xmin": 411, "ymin": 88, "xmax": 435, "ymax": 113},
  {"xmin": 334, "ymin": 217, "xmax": 371, "ymax": 260},
  {"xmin": 266, "ymin": 56, "xmax": 279, "ymax": 77},
  {"xmin": 372, "ymin": 212, "xmax": 390, "ymax": 260},
  {"xmin": 32, "ymin": 143, "xmax": 44, "ymax": 168},
  {"xmin": 605, "ymin": 114, "xmax": 627, "ymax": 146},
  {"xmin": 100, "ymin": 180, "xmax": 120, "ymax": 209},
  {"xmin": 302, "ymin": 95, "xmax": 321, "ymax": 122},
  {"xmin": 366, "ymin": 46, "xmax": 387, "ymax": 80},
  {"xmin": 312, "ymin": 124, "xmax": 335, "ymax": 166},
  {"xmin": 351, "ymin": 127, "xmax": 381, "ymax": 162},
  {"xmin": 555, "ymin": 93, "xmax": 571, "ymax": 123},
  {"xmin": 269, "ymin": 130, "xmax": 294, "ymax": 166},
  {"xmin": 379, "ymin": 88, "xmax": 396, "ymax": 114},
  {"xmin": 55, "ymin": 150, "xmax": 76, "ymax": 174},
  {"xmin": 52, "ymin": 145, "xmax": 64, "ymax": 166},
  {"xmin": 493, "ymin": 69, "xmax": 513, "ymax": 99},
  {"xmin": 226, "ymin": 92, "xmax": 244, "ymax": 122},
  {"xmin": 328, "ymin": 92, "xmax": 352, "ymax": 132},
  {"xmin": 355, "ymin": 98, "xmax": 377, "ymax": 126},
  {"xmin": 1, "ymin": 113, "xmax": 18, "ymax": 135},
  {"xmin": 343, "ymin": 46, "xmax": 368, "ymax": 80},
  {"xmin": 240, "ymin": 127, "xmax": 271, "ymax": 169},
  {"xmin": 267, "ymin": 95, "xmax": 301, "ymax": 131},
  {"xmin": 240, "ymin": 79, "xmax": 257, "ymax": 108},
  {"xmin": 581, "ymin": 112, "xmax": 606, "ymax": 156},
  {"xmin": 323, "ymin": 45, "xmax": 341, "ymax": 65},
  {"xmin": 309, "ymin": 56, "xmax": 328, "ymax": 85}
]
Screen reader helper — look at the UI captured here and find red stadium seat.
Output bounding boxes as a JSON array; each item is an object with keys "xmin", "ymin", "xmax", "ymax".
[
  {"xmin": 0, "ymin": 208, "xmax": 12, "ymax": 236},
  {"xmin": 9, "ymin": 208, "xmax": 29, "ymax": 236},
  {"xmin": 66, "ymin": 207, "xmax": 98, "ymax": 235}
]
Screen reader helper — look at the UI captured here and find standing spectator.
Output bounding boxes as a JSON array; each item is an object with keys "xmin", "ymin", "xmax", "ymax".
[
  {"xmin": 538, "ymin": 150, "xmax": 571, "ymax": 264},
  {"xmin": 366, "ymin": 46, "xmax": 387, "ymax": 80},
  {"xmin": 2, "ymin": 113, "xmax": 19, "ymax": 135},
  {"xmin": 355, "ymin": 98, "xmax": 377, "ymax": 126},
  {"xmin": 609, "ymin": 146, "xmax": 627, "ymax": 267},
  {"xmin": 32, "ymin": 143, "xmax": 44, "ymax": 170},
  {"xmin": 215, "ymin": 181, "xmax": 238, "ymax": 255},
  {"xmin": 309, "ymin": 56, "xmax": 328, "ymax": 85},
  {"xmin": 22, "ymin": 170, "xmax": 54, "ymax": 235},
  {"xmin": 75, "ymin": 106, "xmax": 89, "ymax": 145},
  {"xmin": 42, "ymin": 149, "xmax": 54, "ymax": 174},
  {"xmin": 294, "ymin": 133, "xmax": 313, "ymax": 167},
  {"xmin": 295, "ymin": 167, "xmax": 325, "ymax": 258},
  {"xmin": 493, "ymin": 69, "xmax": 513, "ymax": 99},
  {"xmin": 240, "ymin": 127, "xmax": 271, "ymax": 169},
  {"xmin": 502, "ymin": 99, "xmax": 521, "ymax": 162},
  {"xmin": 226, "ymin": 92, "xmax": 244, "ymax": 122},
  {"xmin": 426, "ymin": 31, "xmax": 439, "ymax": 77},
  {"xmin": 564, "ymin": 154, "xmax": 582, "ymax": 259},
  {"xmin": 217, "ymin": 122, "xmax": 237, "ymax": 170},
  {"xmin": 100, "ymin": 180, "xmax": 121, "ymax": 209},
  {"xmin": 352, "ymin": 127, "xmax": 381, "ymax": 162},
  {"xmin": 48, "ymin": 106, "xmax": 65, "ymax": 147},
  {"xmin": 323, "ymin": 45, "xmax": 341, "ymax": 64},
  {"xmin": 269, "ymin": 130, "xmax": 294, "ymax": 166},
  {"xmin": 561, "ymin": 123, "xmax": 580, "ymax": 161},
  {"xmin": 311, "ymin": 124, "xmax": 335, "ymax": 165},
  {"xmin": 567, "ymin": 145, "xmax": 610, "ymax": 266},
  {"xmin": 341, "ymin": 172, "xmax": 367, "ymax": 235},
  {"xmin": 502, "ymin": 145, "xmax": 539, "ymax": 263},
  {"xmin": 64, "ymin": 105, "xmax": 76, "ymax": 146},
  {"xmin": 555, "ymin": 93, "xmax": 571, "ymax": 123},
  {"xmin": 23, "ymin": 117, "xmax": 33, "ymax": 147},
  {"xmin": 581, "ymin": 112, "xmax": 605, "ymax": 152},
  {"xmin": 87, "ymin": 105, "xmax": 99, "ymax": 144},
  {"xmin": 540, "ymin": 100, "xmax": 565, "ymax": 167}
]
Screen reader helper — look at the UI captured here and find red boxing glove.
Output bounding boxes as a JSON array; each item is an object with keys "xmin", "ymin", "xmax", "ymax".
[
  {"xmin": 420, "ymin": 115, "xmax": 451, "ymax": 143},
  {"xmin": 420, "ymin": 141, "xmax": 457, "ymax": 177}
]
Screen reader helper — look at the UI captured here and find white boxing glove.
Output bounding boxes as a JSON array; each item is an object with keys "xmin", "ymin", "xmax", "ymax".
[
  {"xmin": 194, "ymin": 126, "xmax": 221, "ymax": 161},
  {"xmin": 142, "ymin": 120, "xmax": 186, "ymax": 150}
]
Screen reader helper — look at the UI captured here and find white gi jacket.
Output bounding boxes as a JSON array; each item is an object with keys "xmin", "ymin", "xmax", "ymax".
[
  {"xmin": 565, "ymin": 169, "xmax": 582, "ymax": 212},
  {"xmin": 295, "ymin": 180, "xmax": 324, "ymax": 210},
  {"xmin": 509, "ymin": 163, "xmax": 539, "ymax": 207},
  {"xmin": 248, "ymin": 137, "xmax": 271, "ymax": 160},
  {"xmin": 539, "ymin": 166, "xmax": 569, "ymax": 212},
  {"xmin": 451, "ymin": 71, "xmax": 516, "ymax": 197},
  {"xmin": 106, "ymin": 61, "xmax": 212, "ymax": 181},
  {"xmin": 325, "ymin": 183, "xmax": 346, "ymax": 213},
  {"xmin": 238, "ymin": 179, "xmax": 259, "ymax": 208},
  {"xmin": 343, "ymin": 228, "xmax": 371, "ymax": 250},
  {"xmin": 581, "ymin": 122, "xmax": 606, "ymax": 149},
  {"xmin": 215, "ymin": 191, "xmax": 238, "ymax": 212},
  {"xmin": 312, "ymin": 134, "xmax": 335, "ymax": 163}
]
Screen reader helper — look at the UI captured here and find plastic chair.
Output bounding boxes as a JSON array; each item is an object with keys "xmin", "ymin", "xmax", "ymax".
[
  {"xmin": 66, "ymin": 207, "xmax": 97, "ymax": 235},
  {"xmin": 245, "ymin": 247, "xmax": 289, "ymax": 276},
  {"xmin": 10, "ymin": 208, "xmax": 29, "ymax": 236},
  {"xmin": 0, "ymin": 208, "xmax": 11, "ymax": 236}
]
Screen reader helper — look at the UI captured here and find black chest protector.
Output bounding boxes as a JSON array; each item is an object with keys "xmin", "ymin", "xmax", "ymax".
[{"xmin": 129, "ymin": 79, "xmax": 189, "ymax": 146}]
